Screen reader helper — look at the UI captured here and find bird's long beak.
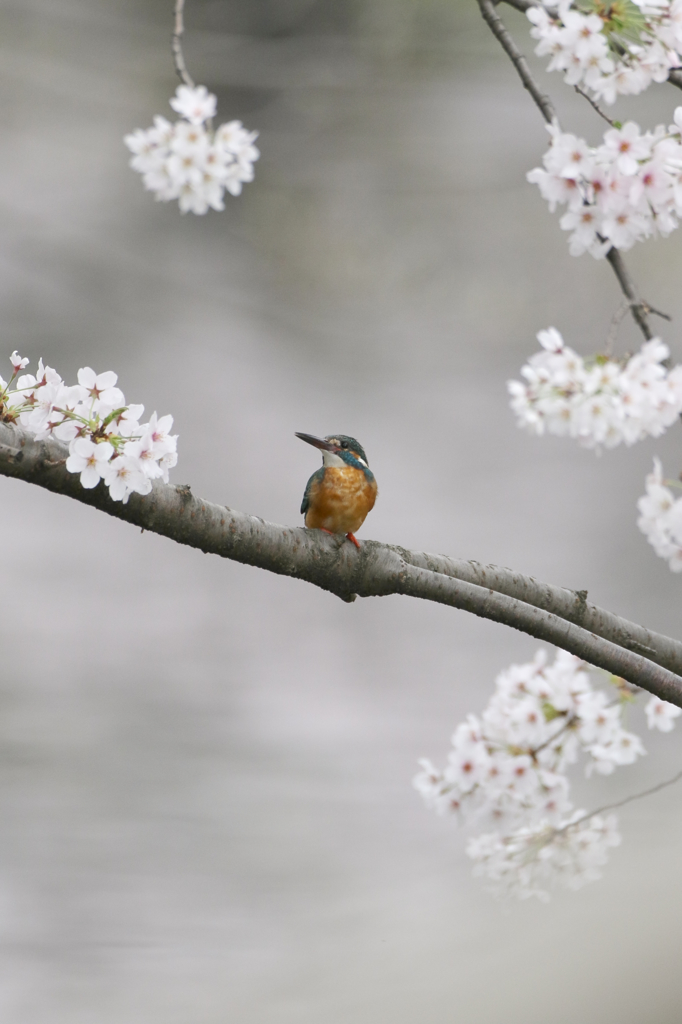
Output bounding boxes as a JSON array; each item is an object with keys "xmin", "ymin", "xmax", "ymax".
[{"xmin": 295, "ymin": 432, "xmax": 338, "ymax": 452}]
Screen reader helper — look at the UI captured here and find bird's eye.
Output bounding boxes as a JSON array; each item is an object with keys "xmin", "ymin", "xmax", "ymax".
[{"xmin": 341, "ymin": 440, "xmax": 349, "ymax": 448}]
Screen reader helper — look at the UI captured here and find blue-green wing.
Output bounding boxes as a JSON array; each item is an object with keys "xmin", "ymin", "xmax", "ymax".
[{"xmin": 301, "ymin": 467, "xmax": 324, "ymax": 516}]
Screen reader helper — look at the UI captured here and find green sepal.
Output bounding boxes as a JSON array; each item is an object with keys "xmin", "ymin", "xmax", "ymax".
[
  {"xmin": 542, "ymin": 701, "xmax": 563, "ymax": 723},
  {"xmin": 101, "ymin": 407, "xmax": 128, "ymax": 430}
]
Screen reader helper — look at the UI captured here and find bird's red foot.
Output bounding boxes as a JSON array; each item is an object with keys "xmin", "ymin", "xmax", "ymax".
[
  {"xmin": 320, "ymin": 528, "xmax": 334, "ymax": 536},
  {"xmin": 346, "ymin": 533, "xmax": 361, "ymax": 549}
]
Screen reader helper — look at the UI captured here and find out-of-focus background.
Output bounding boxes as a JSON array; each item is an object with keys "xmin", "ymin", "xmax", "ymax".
[{"xmin": 1, "ymin": 0, "xmax": 682, "ymax": 1020}]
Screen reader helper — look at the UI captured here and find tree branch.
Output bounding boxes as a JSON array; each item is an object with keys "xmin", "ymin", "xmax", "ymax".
[
  {"xmin": 564, "ymin": 767, "xmax": 682, "ymax": 831},
  {"xmin": 398, "ymin": 552, "xmax": 682, "ymax": 676},
  {"xmin": 478, "ymin": 0, "xmax": 556, "ymax": 123},
  {"xmin": 496, "ymin": 0, "xmax": 536, "ymax": 12},
  {"xmin": 573, "ymin": 84, "xmax": 616, "ymax": 128},
  {"xmin": 172, "ymin": 0, "xmax": 195, "ymax": 88},
  {"xmin": 485, "ymin": 0, "xmax": 658, "ymax": 342},
  {"xmin": 604, "ymin": 247, "xmax": 655, "ymax": 340},
  {"xmin": 2, "ymin": 422, "xmax": 682, "ymax": 706}
]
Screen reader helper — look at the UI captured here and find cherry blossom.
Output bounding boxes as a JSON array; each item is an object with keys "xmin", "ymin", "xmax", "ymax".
[
  {"xmin": 509, "ymin": 330, "xmax": 682, "ymax": 449},
  {"xmin": 637, "ymin": 458, "xmax": 682, "ymax": 570},
  {"xmin": 124, "ymin": 85, "xmax": 259, "ymax": 214},
  {"xmin": 0, "ymin": 352, "xmax": 178, "ymax": 504},
  {"xmin": 645, "ymin": 695, "xmax": 682, "ymax": 730},
  {"xmin": 415, "ymin": 648, "xmax": 678, "ymax": 899},
  {"xmin": 467, "ymin": 813, "xmax": 621, "ymax": 901},
  {"xmin": 65, "ymin": 438, "xmax": 114, "ymax": 489},
  {"xmin": 169, "ymin": 84, "xmax": 217, "ymax": 125},
  {"xmin": 10, "ymin": 351, "xmax": 28, "ymax": 371},
  {"xmin": 102, "ymin": 455, "xmax": 152, "ymax": 503},
  {"xmin": 527, "ymin": 0, "xmax": 682, "ymax": 104},
  {"xmin": 528, "ymin": 114, "xmax": 682, "ymax": 259}
]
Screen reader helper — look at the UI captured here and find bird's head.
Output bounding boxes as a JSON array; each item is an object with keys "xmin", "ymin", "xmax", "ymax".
[{"xmin": 295, "ymin": 432, "xmax": 369, "ymax": 468}]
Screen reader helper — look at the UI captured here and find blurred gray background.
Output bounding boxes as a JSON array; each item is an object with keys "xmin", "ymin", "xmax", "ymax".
[{"xmin": 1, "ymin": 0, "xmax": 682, "ymax": 1020}]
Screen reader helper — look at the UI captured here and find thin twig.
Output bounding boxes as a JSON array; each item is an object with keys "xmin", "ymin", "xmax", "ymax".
[
  {"xmin": 604, "ymin": 247, "xmax": 654, "ymax": 340},
  {"xmin": 647, "ymin": 304, "xmax": 672, "ymax": 322},
  {"xmin": 477, "ymin": 0, "xmax": 557, "ymax": 124},
  {"xmin": 564, "ymin": 768, "xmax": 682, "ymax": 831},
  {"xmin": 531, "ymin": 713, "xmax": 577, "ymax": 758},
  {"xmin": 604, "ymin": 296, "xmax": 672, "ymax": 354},
  {"xmin": 531, "ymin": 692, "xmax": 624, "ymax": 759},
  {"xmin": 605, "ymin": 300, "xmax": 630, "ymax": 356},
  {"xmin": 172, "ymin": 0, "xmax": 195, "ymax": 88},
  {"xmin": 574, "ymin": 84, "xmax": 616, "ymax": 127}
]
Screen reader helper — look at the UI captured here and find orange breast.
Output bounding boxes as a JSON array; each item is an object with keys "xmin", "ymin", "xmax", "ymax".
[{"xmin": 305, "ymin": 466, "xmax": 377, "ymax": 535}]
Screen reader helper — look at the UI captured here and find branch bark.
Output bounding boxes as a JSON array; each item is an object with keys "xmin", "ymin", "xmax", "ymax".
[
  {"xmin": 172, "ymin": 0, "xmax": 195, "ymax": 88},
  {"xmin": 2, "ymin": 421, "xmax": 682, "ymax": 706},
  {"xmin": 605, "ymin": 247, "xmax": 654, "ymax": 340},
  {"xmin": 478, "ymin": 0, "xmax": 556, "ymax": 124}
]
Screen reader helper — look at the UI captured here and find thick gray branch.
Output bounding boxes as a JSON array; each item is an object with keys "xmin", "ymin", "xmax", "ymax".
[
  {"xmin": 1, "ymin": 422, "xmax": 681, "ymax": 706},
  {"xmin": 399, "ymin": 552, "xmax": 682, "ymax": 676}
]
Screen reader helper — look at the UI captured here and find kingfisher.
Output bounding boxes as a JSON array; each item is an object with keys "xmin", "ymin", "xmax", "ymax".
[{"xmin": 295, "ymin": 432, "xmax": 377, "ymax": 548}]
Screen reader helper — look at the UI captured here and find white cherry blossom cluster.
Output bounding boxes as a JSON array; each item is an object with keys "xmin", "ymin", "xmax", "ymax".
[
  {"xmin": 508, "ymin": 328, "xmax": 682, "ymax": 449},
  {"xmin": 124, "ymin": 85, "xmax": 259, "ymax": 214},
  {"xmin": 637, "ymin": 457, "xmax": 682, "ymax": 571},
  {"xmin": 0, "ymin": 351, "xmax": 177, "ymax": 504},
  {"xmin": 527, "ymin": 0, "xmax": 682, "ymax": 104},
  {"xmin": 467, "ymin": 812, "xmax": 621, "ymax": 901},
  {"xmin": 528, "ymin": 113, "xmax": 682, "ymax": 258},
  {"xmin": 414, "ymin": 648, "xmax": 680, "ymax": 898}
]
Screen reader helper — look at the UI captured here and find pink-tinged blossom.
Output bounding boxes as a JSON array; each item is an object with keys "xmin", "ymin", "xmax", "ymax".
[
  {"xmin": 78, "ymin": 367, "xmax": 120, "ymax": 405},
  {"xmin": 65, "ymin": 438, "xmax": 114, "ymax": 489},
  {"xmin": 467, "ymin": 813, "xmax": 621, "ymax": 901},
  {"xmin": 645, "ymin": 696, "xmax": 682, "ymax": 731},
  {"xmin": 111, "ymin": 403, "xmax": 145, "ymax": 437},
  {"xmin": 603, "ymin": 122, "xmax": 652, "ymax": 175},
  {"xmin": 528, "ymin": 114, "xmax": 682, "ymax": 259},
  {"xmin": 102, "ymin": 456, "xmax": 152, "ymax": 503},
  {"xmin": 416, "ymin": 647, "xmax": 672, "ymax": 899},
  {"xmin": 10, "ymin": 351, "xmax": 28, "ymax": 371},
  {"xmin": 169, "ymin": 84, "xmax": 217, "ymax": 126},
  {"xmin": 637, "ymin": 458, "xmax": 682, "ymax": 570},
  {"xmin": 124, "ymin": 88, "xmax": 259, "ymax": 214},
  {"xmin": 527, "ymin": 0, "xmax": 682, "ymax": 103},
  {"xmin": 157, "ymin": 449, "xmax": 178, "ymax": 483},
  {"xmin": 509, "ymin": 331, "xmax": 682, "ymax": 449},
  {"xmin": 414, "ymin": 649, "xmax": 648, "ymax": 897},
  {"xmin": 123, "ymin": 411, "xmax": 178, "ymax": 481},
  {"xmin": 0, "ymin": 351, "xmax": 178, "ymax": 502},
  {"xmin": 146, "ymin": 412, "xmax": 174, "ymax": 446}
]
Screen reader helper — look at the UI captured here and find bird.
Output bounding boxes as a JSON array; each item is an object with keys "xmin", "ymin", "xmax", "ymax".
[{"xmin": 295, "ymin": 432, "xmax": 377, "ymax": 548}]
